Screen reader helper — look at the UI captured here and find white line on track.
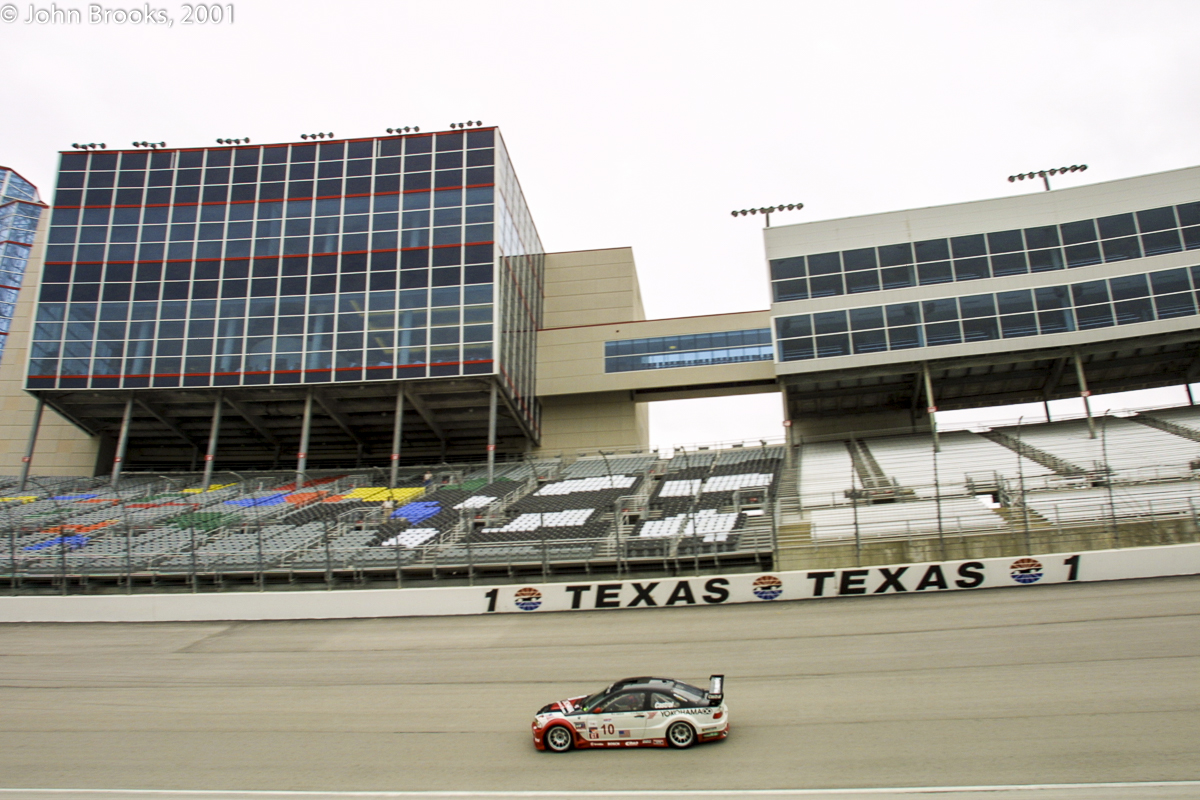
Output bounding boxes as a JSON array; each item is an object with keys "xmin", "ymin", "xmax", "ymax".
[{"xmin": 2, "ymin": 783, "xmax": 1200, "ymax": 797}]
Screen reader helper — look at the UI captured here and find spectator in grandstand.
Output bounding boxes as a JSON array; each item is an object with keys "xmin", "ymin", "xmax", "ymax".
[{"xmin": 423, "ymin": 471, "xmax": 434, "ymax": 491}]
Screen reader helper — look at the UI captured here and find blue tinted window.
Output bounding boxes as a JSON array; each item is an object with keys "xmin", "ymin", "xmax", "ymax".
[{"xmin": 604, "ymin": 329, "xmax": 774, "ymax": 372}]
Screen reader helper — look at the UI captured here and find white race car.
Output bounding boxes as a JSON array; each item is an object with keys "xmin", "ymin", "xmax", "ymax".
[{"xmin": 532, "ymin": 675, "xmax": 728, "ymax": 751}]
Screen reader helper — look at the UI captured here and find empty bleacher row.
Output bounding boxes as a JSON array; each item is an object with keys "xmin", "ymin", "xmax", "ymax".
[
  {"xmin": 625, "ymin": 446, "xmax": 785, "ymax": 558},
  {"xmin": 1025, "ymin": 482, "xmax": 1200, "ymax": 526},
  {"xmin": 990, "ymin": 417, "xmax": 1200, "ymax": 481},
  {"xmin": 809, "ymin": 499, "xmax": 1009, "ymax": 542},
  {"xmin": 1, "ymin": 446, "xmax": 787, "ymax": 577},
  {"xmin": 434, "ymin": 474, "xmax": 648, "ymax": 564},
  {"xmin": 794, "ymin": 408, "xmax": 1200, "ymax": 543}
]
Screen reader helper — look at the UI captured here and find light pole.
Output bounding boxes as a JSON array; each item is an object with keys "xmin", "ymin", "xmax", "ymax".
[
  {"xmin": 1008, "ymin": 164, "xmax": 1088, "ymax": 192},
  {"xmin": 597, "ymin": 450, "xmax": 620, "ymax": 575},
  {"xmin": 731, "ymin": 203, "xmax": 803, "ymax": 228},
  {"xmin": 1100, "ymin": 411, "xmax": 1119, "ymax": 547},
  {"xmin": 932, "ymin": 438, "xmax": 945, "ymax": 560},
  {"xmin": 1016, "ymin": 416, "xmax": 1030, "ymax": 554},
  {"xmin": 850, "ymin": 457, "xmax": 861, "ymax": 566}
]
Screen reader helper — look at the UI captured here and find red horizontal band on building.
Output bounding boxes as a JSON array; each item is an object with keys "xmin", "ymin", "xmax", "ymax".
[
  {"xmin": 30, "ymin": 360, "xmax": 494, "ymax": 383},
  {"xmin": 54, "ymin": 243, "xmax": 495, "ymax": 266},
  {"xmin": 55, "ymin": 182, "xmax": 496, "ymax": 212}
]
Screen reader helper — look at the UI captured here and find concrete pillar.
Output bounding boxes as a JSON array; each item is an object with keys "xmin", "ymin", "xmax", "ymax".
[
  {"xmin": 389, "ymin": 386, "xmax": 405, "ymax": 489},
  {"xmin": 201, "ymin": 392, "xmax": 223, "ymax": 490},
  {"xmin": 1072, "ymin": 350, "xmax": 1096, "ymax": 439},
  {"xmin": 18, "ymin": 396, "xmax": 45, "ymax": 492},
  {"xmin": 111, "ymin": 396, "xmax": 135, "ymax": 490},
  {"xmin": 296, "ymin": 389, "xmax": 314, "ymax": 488},
  {"xmin": 922, "ymin": 362, "xmax": 940, "ymax": 453},
  {"xmin": 486, "ymin": 381, "xmax": 498, "ymax": 483}
]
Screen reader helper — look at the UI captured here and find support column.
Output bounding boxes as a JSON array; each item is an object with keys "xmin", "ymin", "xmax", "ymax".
[
  {"xmin": 1072, "ymin": 350, "xmax": 1096, "ymax": 439},
  {"xmin": 1042, "ymin": 397, "xmax": 1053, "ymax": 423},
  {"xmin": 111, "ymin": 396, "xmax": 134, "ymax": 490},
  {"xmin": 296, "ymin": 389, "xmax": 314, "ymax": 488},
  {"xmin": 389, "ymin": 386, "xmax": 405, "ymax": 489},
  {"xmin": 921, "ymin": 362, "xmax": 940, "ymax": 453},
  {"xmin": 18, "ymin": 396, "xmax": 45, "ymax": 492},
  {"xmin": 201, "ymin": 392, "xmax": 223, "ymax": 490},
  {"xmin": 1188, "ymin": 384, "xmax": 1195, "ymax": 407},
  {"xmin": 486, "ymin": 382, "xmax": 498, "ymax": 483}
]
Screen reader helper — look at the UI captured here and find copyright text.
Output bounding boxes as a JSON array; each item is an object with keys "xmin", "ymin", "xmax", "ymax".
[{"xmin": 0, "ymin": 3, "xmax": 236, "ymax": 25}]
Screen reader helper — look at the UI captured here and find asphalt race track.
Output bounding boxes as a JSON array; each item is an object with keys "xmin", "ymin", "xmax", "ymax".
[{"xmin": 0, "ymin": 575, "xmax": 1198, "ymax": 799}]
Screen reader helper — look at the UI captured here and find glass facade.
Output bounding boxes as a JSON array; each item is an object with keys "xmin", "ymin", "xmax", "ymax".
[
  {"xmin": 774, "ymin": 264, "xmax": 1200, "ymax": 362},
  {"xmin": 31, "ymin": 130, "xmax": 543, "ymax": 431},
  {"xmin": 0, "ymin": 168, "xmax": 45, "ymax": 367},
  {"xmin": 605, "ymin": 329, "xmax": 773, "ymax": 373},
  {"xmin": 770, "ymin": 202, "xmax": 1200, "ymax": 303}
]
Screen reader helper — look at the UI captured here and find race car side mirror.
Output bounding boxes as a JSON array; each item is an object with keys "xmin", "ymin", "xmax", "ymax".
[{"xmin": 591, "ymin": 707, "xmax": 603, "ymax": 714}]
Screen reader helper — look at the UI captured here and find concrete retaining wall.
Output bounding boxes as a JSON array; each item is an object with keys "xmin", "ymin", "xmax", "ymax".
[{"xmin": 2, "ymin": 542, "xmax": 1198, "ymax": 623}]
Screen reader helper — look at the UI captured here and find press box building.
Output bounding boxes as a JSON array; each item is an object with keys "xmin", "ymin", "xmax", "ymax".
[{"xmin": 0, "ymin": 128, "xmax": 1196, "ymax": 479}]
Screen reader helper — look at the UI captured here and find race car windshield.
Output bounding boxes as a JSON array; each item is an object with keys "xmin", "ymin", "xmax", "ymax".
[{"xmin": 581, "ymin": 686, "xmax": 613, "ymax": 710}]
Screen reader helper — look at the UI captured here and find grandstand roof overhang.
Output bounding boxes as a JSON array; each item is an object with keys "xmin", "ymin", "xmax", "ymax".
[
  {"xmin": 30, "ymin": 377, "xmax": 536, "ymax": 472},
  {"xmin": 780, "ymin": 327, "xmax": 1200, "ymax": 423}
]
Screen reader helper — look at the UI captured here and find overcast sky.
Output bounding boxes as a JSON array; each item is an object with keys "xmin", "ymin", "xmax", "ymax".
[{"xmin": 6, "ymin": 0, "xmax": 1200, "ymax": 448}]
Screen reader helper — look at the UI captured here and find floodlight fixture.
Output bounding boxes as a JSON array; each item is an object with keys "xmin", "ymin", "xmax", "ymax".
[
  {"xmin": 730, "ymin": 202, "xmax": 803, "ymax": 227},
  {"xmin": 449, "ymin": 121, "xmax": 484, "ymax": 129},
  {"xmin": 216, "ymin": 137, "xmax": 250, "ymax": 145},
  {"xmin": 71, "ymin": 143, "xmax": 106, "ymax": 150},
  {"xmin": 387, "ymin": 126, "xmax": 420, "ymax": 133},
  {"xmin": 132, "ymin": 141, "xmax": 167, "ymax": 149},
  {"xmin": 1008, "ymin": 164, "xmax": 1088, "ymax": 191},
  {"xmin": 300, "ymin": 132, "xmax": 335, "ymax": 140}
]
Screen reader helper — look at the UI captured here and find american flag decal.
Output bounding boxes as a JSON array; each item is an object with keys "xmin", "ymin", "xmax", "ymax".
[{"xmin": 619, "ymin": 730, "xmax": 630, "ymax": 737}]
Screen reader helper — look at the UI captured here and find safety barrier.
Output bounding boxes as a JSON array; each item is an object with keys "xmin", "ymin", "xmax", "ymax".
[{"xmin": 2, "ymin": 541, "xmax": 1197, "ymax": 623}]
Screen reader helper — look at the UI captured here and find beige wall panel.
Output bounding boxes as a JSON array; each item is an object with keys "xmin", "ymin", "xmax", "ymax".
[
  {"xmin": 0, "ymin": 215, "xmax": 98, "ymax": 478},
  {"xmin": 533, "ymin": 391, "xmax": 649, "ymax": 455},
  {"xmin": 542, "ymin": 248, "xmax": 645, "ymax": 328}
]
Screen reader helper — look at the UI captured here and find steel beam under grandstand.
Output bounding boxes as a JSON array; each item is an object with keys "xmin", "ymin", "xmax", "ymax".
[
  {"xmin": 389, "ymin": 387, "xmax": 405, "ymax": 489},
  {"xmin": 202, "ymin": 392, "xmax": 223, "ymax": 489},
  {"xmin": 111, "ymin": 396, "xmax": 133, "ymax": 488},
  {"xmin": 19, "ymin": 396, "xmax": 44, "ymax": 492},
  {"xmin": 29, "ymin": 376, "xmax": 536, "ymax": 472}
]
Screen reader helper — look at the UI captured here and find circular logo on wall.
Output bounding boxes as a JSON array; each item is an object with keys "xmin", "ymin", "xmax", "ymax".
[
  {"xmin": 1010, "ymin": 558, "xmax": 1044, "ymax": 584},
  {"xmin": 752, "ymin": 575, "xmax": 783, "ymax": 600},
  {"xmin": 514, "ymin": 587, "xmax": 543, "ymax": 611}
]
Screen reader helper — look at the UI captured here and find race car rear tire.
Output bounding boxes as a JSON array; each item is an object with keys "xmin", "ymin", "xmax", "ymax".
[
  {"xmin": 666, "ymin": 721, "xmax": 696, "ymax": 749},
  {"xmin": 544, "ymin": 724, "xmax": 574, "ymax": 753}
]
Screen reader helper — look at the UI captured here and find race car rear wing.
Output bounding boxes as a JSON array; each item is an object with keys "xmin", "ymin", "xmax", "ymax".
[{"xmin": 707, "ymin": 674, "xmax": 724, "ymax": 706}]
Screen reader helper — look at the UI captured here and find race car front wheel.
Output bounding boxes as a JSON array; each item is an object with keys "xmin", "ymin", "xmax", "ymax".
[
  {"xmin": 666, "ymin": 721, "xmax": 696, "ymax": 749},
  {"xmin": 544, "ymin": 725, "xmax": 574, "ymax": 753}
]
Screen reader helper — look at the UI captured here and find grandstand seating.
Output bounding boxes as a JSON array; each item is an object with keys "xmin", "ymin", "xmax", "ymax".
[
  {"xmin": 808, "ymin": 498, "xmax": 1008, "ymax": 542},
  {"xmin": 865, "ymin": 431, "xmax": 1055, "ymax": 497},
  {"xmin": 1025, "ymin": 482, "xmax": 1200, "ymax": 525},
  {"xmin": 5, "ymin": 409, "xmax": 1200, "ymax": 581},
  {"xmin": 991, "ymin": 418, "xmax": 1200, "ymax": 481},
  {"xmin": 628, "ymin": 508, "xmax": 747, "ymax": 558},
  {"xmin": 798, "ymin": 441, "xmax": 858, "ymax": 508}
]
